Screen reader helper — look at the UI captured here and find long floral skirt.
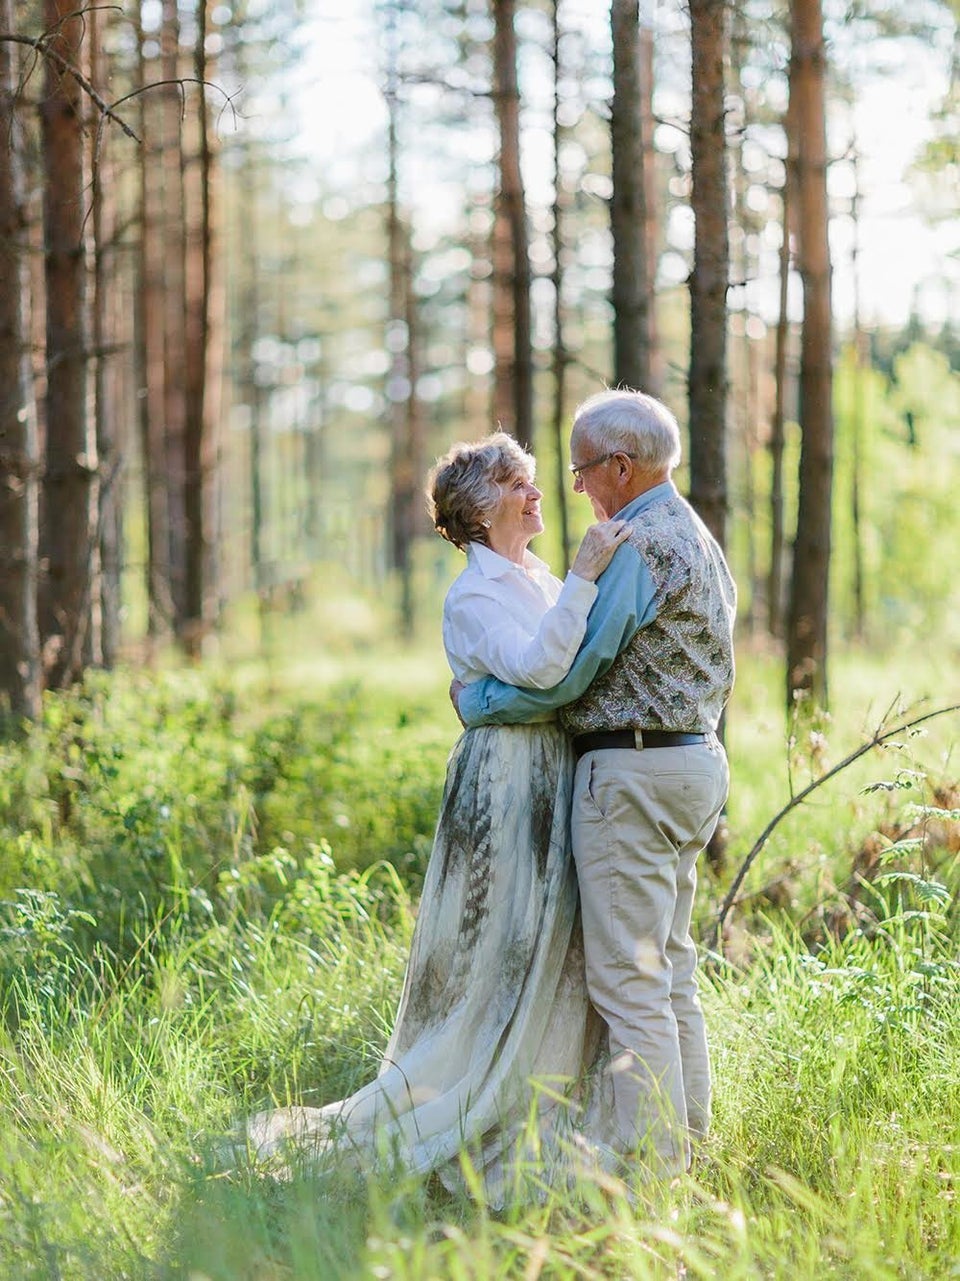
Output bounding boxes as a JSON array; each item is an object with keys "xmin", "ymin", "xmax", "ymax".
[{"xmin": 246, "ymin": 723, "xmax": 606, "ymax": 1199}]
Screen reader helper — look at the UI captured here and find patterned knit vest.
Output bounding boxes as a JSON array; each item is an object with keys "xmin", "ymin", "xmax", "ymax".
[{"xmin": 560, "ymin": 489, "xmax": 736, "ymax": 735}]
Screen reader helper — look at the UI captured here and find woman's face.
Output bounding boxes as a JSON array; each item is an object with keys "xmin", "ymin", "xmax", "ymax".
[{"xmin": 486, "ymin": 470, "xmax": 544, "ymax": 553}]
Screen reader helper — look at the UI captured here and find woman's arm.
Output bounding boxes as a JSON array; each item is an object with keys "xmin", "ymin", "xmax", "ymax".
[
  {"xmin": 456, "ymin": 542, "xmax": 657, "ymax": 724},
  {"xmin": 444, "ymin": 573, "xmax": 596, "ymax": 689},
  {"xmin": 444, "ymin": 520, "xmax": 631, "ymax": 689}
]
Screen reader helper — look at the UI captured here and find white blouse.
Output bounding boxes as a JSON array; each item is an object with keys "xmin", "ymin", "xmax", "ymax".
[{"xmin": 442, "ymin": 541, "xmax": 597, "ymax": 688}]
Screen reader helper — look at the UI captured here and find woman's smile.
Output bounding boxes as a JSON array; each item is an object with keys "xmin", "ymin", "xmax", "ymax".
[{"xmin": 487, "ymin": 474, "xmax": 544, "ymax": 560}]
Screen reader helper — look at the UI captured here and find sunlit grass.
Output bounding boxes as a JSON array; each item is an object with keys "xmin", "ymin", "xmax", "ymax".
[
  {"xmin": 0, "ymin": 640, "xmax": 957, "ymax": 1277},
  {"xmin": 0, "ymin": 889, "xmax": 956, "ymax": 1278}
]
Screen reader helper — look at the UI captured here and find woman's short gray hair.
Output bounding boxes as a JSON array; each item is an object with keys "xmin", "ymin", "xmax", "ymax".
[
  {"xmin": 427, "ymin": 431, "xmax": 535, "ymax": 551},
  {"xmin": 572, "ymin": 389, "xmax": 682, "ymax": 473}
]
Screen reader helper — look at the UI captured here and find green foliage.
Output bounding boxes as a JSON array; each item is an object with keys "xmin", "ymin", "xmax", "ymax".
[
  {"xmin": 0, "ymin": 840, "xmax": 415, "ymax": 1279},
  {"xmin": 0, "ymin": 837, "xmax": 955, "ymax": 1278},
  {"xmin": 831, "ymin": 341, "xmax": 960, "ymax": 644},
  {"xmin": 0, "ymin": 658, "xmax": 956, "ymax": 1276},
  {"xmin": 0, "ymin": 668, "xmax": 449, "ymax": 963},
  {"xmin": 728, "ymin": 338, "xmax": 960, "ymax": 647}
]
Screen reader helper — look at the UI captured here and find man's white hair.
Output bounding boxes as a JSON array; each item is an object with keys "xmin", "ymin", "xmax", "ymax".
[{"xmin": 572, "ymin": 389, "xmax": 682, "ymax": 474}]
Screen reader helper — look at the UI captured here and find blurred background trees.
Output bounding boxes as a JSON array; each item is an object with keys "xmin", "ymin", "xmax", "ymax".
[{"xmin": 1, "ymin": 0, "xmax": 958, "ymax": 722}]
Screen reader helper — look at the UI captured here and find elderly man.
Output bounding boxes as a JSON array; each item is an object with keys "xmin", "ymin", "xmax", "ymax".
[{"xmin": 454, "ymin": 389, "xmax": 736, "ymax": 1175}]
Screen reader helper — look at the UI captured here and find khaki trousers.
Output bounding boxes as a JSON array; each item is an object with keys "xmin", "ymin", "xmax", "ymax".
[{"xmin": 570, "ymin": 737, "xmax": 729, "ymax": 1174}]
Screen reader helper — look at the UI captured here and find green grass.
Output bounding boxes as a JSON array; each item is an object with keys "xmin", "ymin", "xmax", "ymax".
[{"xmin": 0, "ymin": 641, "xmax": 957, "ymax": 1278}]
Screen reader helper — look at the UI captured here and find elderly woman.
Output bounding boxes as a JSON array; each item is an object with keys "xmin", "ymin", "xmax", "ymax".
[
  {"xmin": 248, "ymin": 434, "xmax": 629, "ymax": 1198},
  {"xmin": 435, "ymin": 432, "xmax": 629, "ymax": 688}
]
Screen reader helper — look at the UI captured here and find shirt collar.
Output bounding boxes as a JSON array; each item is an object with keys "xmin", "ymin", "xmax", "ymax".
[
  {"xmin": 615, "ymin": 479, "xmax": 676, "ymax": 522},
  {"xmin": 467, "ymin": 541, "xmax": 550, "ymax": 580}
]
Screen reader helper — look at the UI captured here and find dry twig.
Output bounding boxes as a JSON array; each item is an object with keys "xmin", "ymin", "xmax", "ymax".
[{"xmin": 708, "ymin": 700, "xmax": 960, "ymax": 955}]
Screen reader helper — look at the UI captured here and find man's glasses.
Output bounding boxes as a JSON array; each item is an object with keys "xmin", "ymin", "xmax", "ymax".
[{"xmin": 568, "ymin": 452, "xmax": 637, "ymax": 482}]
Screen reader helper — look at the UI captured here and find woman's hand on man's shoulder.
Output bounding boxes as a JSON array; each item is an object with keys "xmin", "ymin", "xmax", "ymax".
[{"xmin": 569, "ymin": 519, "xmax": 632, "ymax": 583}]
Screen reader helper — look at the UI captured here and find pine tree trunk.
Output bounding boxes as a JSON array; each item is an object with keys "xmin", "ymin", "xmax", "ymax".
[
  {"xmin": 785, "ymin": 0, "xmax": 833, "ymax": 709},
  {"xmin": 491, "ymin": 0, "xmax": 533, "ymax": 450},
  {"xmin": 768, "ymin": 165, "xmax": 791, "ymax": 640},
  {"xmin": 160, "ymin": 0, "xmax": 188, "ymax": 629},
  {"xmin": 235, "ymin": 137, "xmax": 267, "ymax": 639},
  {"xmin": 89, "ymin": 2, "xmax": 121, "ymax": 668},
  {"xmin": 181, "ymin": 0, "xmax": 218, "ymax": 658},
  {"xmin": 610, "ymin": 0, "xmax": 650, "ymax": 391},
  {"xmin": 384, "ymin": 13, "xmax": 422, "ymax": 640},
  {"xmin": 136, "ymin": 12, "xmax": 174, "ymax": 638},
  {"xmin": 639, "ymin": 3, "xmax": 661, "ymax": 394},
  {"xmin": 39, "ymin": 0, "xmax": 99, "ymax": 688},
  {"xmin": 466, "ymin": 197, "xmax": 493, "ymax": 431},
  {"xmin": 850, "ymin": 141, "xmax": 866, "ymax": 641},
  {"xmin": 688, "ymin": 0, "xmax": 729, "ymax": 549},
  {"xmin": 0, "ymin": 0, "xmax": 41, "ymax": 719},
  {"xmin": 550, "ymin": 0, "xmax": 571, "ymax": 573},
  {"xmin": 729, "ymin": 7, "xmax": 758, "ymax": 632},
  {"xmin": 688, "ymin": 0, "xmax": 730, "ymax": 873}
]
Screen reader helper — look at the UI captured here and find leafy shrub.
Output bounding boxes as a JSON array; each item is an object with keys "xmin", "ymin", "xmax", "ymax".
[{"xmin": 0, "ymin": 669, "xmax": 449, "ymax": 965}]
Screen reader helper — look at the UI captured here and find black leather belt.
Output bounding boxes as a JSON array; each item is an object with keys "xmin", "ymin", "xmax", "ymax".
[{"xmin": 572, "ymin": 729, "xmax": 708, "ymax": 759}]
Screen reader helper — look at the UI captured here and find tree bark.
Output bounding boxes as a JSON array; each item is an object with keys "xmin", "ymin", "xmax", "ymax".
[
  {"xmin": 181, "ymin": 0, "xmax": 218, "ymax": 657},
  {"xmin": 729, "ymin": 5, "xmax": 758, "ymax": 632},
  {"xmin": 384, "ymin": 7, "xmax": 423, "ymax": 639},
  {"xmin": 687, "ymin": 0, "xmax": 729, "ymax": 550},
  {"xmin": 491, "ymin": 0, "xmax": 533, "ymax": 450},
  {"xmin": 688, "ymin": 0, "xmax": 730, "ymax": 873},
  {"xmin": 134, "ymin": 14, "xmax": 173, "ymax": 641},
  {"xmin": 849, "ymin": 139, "xmax": 865, "ymax": 640},
  {"xmin": 550, "ymin": 0, "xmax": 571, "ymax": 573},
  {"xmin": 785, "ymin": 0, "xmax": 833, "ymax": 709},
  {"xmin": 235, "ymin": 134, "xmax": 266, "ymax": 641},
  {"xmin": 768, "ymin": 163, "xmax": 791, "ymax": 640},
  {"xmin": 160, "ymin": 0, "xmax": 188, "ymax": 628},
  {"xmin": 0, "ymin": 0, "xmax": 41, "ymax": 719},
  {"xmin": 39, "ymin": 0, "xmax": 99, "ymax": 688},
  {"xmin": 639, "ymin": 4, "xmax": 661, "ymax": 394},
  {"xmin": 610, "ymin": 0, "xmax": 650, "ymax": 391},
  {"xmin": 88, "ymin": 2, "xmax": 120, "ymax": 668}
]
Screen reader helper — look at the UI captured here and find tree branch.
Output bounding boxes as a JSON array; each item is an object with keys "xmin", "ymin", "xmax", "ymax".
[
  {"xmin": 708, "ymin": 701, "xmax": 960, "ymax": 954},
  {"xmin": 1, "ymin": 31, "xmax": 140, "ymax": 142}
]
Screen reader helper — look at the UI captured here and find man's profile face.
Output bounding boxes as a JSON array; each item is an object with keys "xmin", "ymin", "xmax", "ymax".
[{"xmin": 569, "ymin": 428, "xmax": 619, "ymax": 521}]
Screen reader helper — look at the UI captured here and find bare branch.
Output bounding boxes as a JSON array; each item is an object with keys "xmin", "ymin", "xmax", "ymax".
[
  {"xmin": 708, "ymin": 701, "xmax": 960, "ymax": 955},
  {"xmin": 106, "ymin": 77, "xmax": 241, "ymax": 131},
  {"xmin": 1, "ymin": 31, "xmax": 140, "ymax": 141}
]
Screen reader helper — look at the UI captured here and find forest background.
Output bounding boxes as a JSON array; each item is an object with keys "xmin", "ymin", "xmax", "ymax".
[{"xmin": 0, "ymin": 0, "xmax": 959, "ymax": 1277}]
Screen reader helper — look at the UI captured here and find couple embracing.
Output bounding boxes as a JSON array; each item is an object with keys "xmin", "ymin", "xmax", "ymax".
[{"xmin": 249, "ymin": 388, "xmax": 736, "ymax": 1199}]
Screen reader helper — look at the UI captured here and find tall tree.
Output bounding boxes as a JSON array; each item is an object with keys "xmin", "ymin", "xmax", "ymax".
[
  {"xmin": 235, "ymin": 134, "xmax": 267, "ymax": 640},
  {"xmin": 638, "ymin": 0, "xmax": 660, "ymax": 394},
  {"xmin": 160, "ymin": 0, "xmax": 188, "ymax": 631},
  {"xmin": 0, "ymin": 0, "xmax": 41, "ymax": 718},
  {"xmin": 384, "ymin": 1, "xmax": 424, "ymax": 638},
  {"xmin": 39, "ymin": 0, "xmax": 99, "ymax": 687},
  {"xmin": 135, "ymin": 5, "xmax": 175, "ymax": 639},
  {"xmin": 785, "ymin": 0, "xmax": 833, "ymax": 708},
  {"xmin": 491, "ymin": 0, "xmax": 533, "ymax": 450},
  {"xmin": 768, "ymin": 149, "xmax": 792, "ymax": 640},
  {"xmin": 610, "ymin": 0, "xmax": 651, "ymax": 390},
  {"xmin": 688, "ymin": 0, "xmax": 731, "ymax": 872},
  {"xmin": 88, "ymin": 2, "xmax": 122, "ymax": 667},
  {"xmin": 728, "ymin": 5, "xmax": 763, "ymax": 632},
  {"xmin": 848, "ymin": 137, "xmax": 866, "ymax": 640},
  {"xmin": 687, "ymin": 0, "xmax": 729, "ymax": 549},
  {"xmin": 549, "ymin": 0, "xmax": 572, "ymax": 572},
  {"xmin": 182, "ymin": 0, "xmax": 220, "ymax": 656}
]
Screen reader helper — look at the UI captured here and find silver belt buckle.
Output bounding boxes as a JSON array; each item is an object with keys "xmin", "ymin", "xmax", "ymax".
[{"xmin": 633, "ymin": 728, "xmax": 645, "ymax": 750}]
